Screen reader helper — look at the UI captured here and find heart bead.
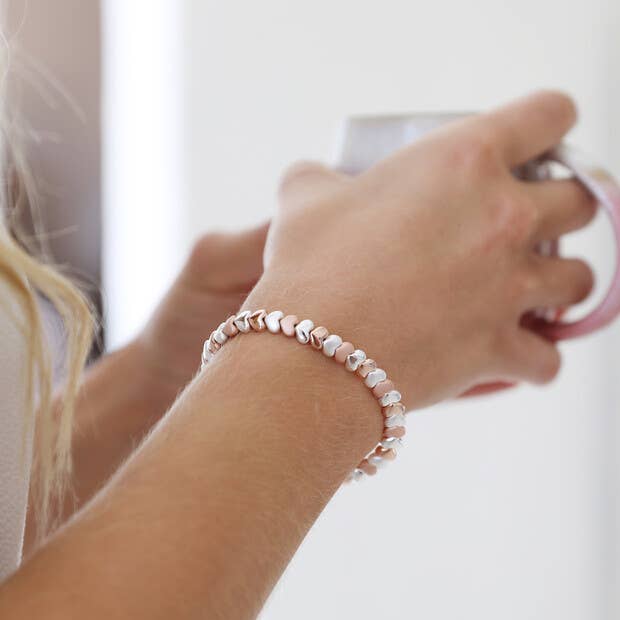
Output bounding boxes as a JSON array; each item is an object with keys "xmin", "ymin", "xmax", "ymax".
[
  {"xmin": 295, "ymin": 319, "xmax": 315, "ymax": 344},
  {"xmin": 345, "ymin": 349, "xmax": 366, "ymax": 372},
  {"xmin": 233, "ymin": 310, "xmax": 251, "ymax": 333},
  {"xmin": 379, "ymin": 390, "xmax": 402, "ymax": 407},
  {"xmin": 322, "ymin": 334, "xmax": 343, "ymax": 357},
  {"xmin": 364, "ymin": 368, "xmax": 387, "ymax": 388},
  {"xmin": 310, "ymin": 326, "xmax": 329, "ymax": 349},
  {"xmin": 385, "ymin": 413, "xmax": 406, "ymax": 428},
  {"xmin": 248, "ymin": 309, "xmax": 266, "ymax": 331},
  {"xmin": 265, "ymin": 310, "xmax": 284, "ymax": 333}
]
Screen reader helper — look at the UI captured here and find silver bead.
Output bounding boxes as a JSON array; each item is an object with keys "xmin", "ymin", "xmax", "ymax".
[
  {"xmin": 345, "ymin": 349, "xmax": 366, "ymax": 372},
  {"xmin": 385, "ymin": 413, "xmax": 406, "ymax": 428},
  {"xmin": 364, "ymin": 368, "xmax": 387, "ymax": 388},
  {"xmin": 379, "ymin": 390, "xmax": 401, "ymax": 407},
  {"xmin": 201, "ymin": 339, "xmax": 215, "ymax": 364},
  {"xmin": 350, "ymin": 468, "xmax": 364, "ymax": 481},
  {"xmin": 380, "ymin": 437, "xmax": 403, "ymax": 451},
  {"xmin": 233, "ymin": 310, "xmax": 251, "ymax": 333},
  {"xmin": 213, "ymin": 323, "xmax": 228, "ymax": 344},
  {"xmin": 295, "ymin": 319, "xmax": 314, "ymax": 344},
  {"xmin": 368, "ymin": 454, "xmax": 388, "ymax": 469},
  {"xmin": 322, "ymin": 334, "xmax": 343, "ymax": 357},
  {"xmin": 265, "ymin": 310, "xmax": 284, "ymax": 333}
]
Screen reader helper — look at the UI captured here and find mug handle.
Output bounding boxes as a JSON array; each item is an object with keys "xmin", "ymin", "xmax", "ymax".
[{"xmin": 539, "ymin": 144, "xmax": 620, "ymax": 341}]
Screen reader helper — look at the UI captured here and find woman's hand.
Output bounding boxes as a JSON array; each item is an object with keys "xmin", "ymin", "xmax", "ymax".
[
  {"xmin": 248, "ymin": 91, "xmax": 596, "ymax": 408},
  {"xmin": 135, "ymin": 223, "xmax": 269, "ymax": 402}
]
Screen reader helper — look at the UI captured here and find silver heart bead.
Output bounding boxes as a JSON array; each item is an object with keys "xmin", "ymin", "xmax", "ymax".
[
  {"xmin": 295, "ymin": 319, "xmax": 314, "ymax": 344},
  {"xmin": 233, "ymin": 310, "xmax": 251, "ymax": 333},
  {"xmin": 384, "ymin": 413, "xmax": 406, "ymax": 428},
  {"xmin": 202, "ymin": 339, "xmax": 215, "ymax": 364},
  {"xmin": 379, "ymin": 390, "xmax": 401, "ymax": 407},
  {"xmin": 213, "ymin": 323, "xmax": 228, "ymax": 344},
  {"xmin": 265, "ymin": 310, "xmax": 284, "ymax": 333},
  {"xmin": 348, "ymin": 468, "xmax": 364, "ymax": 482},
  {"xmin": 368, "ymin": 454, "xmax": 388, "ymax": 468},
  {"xmin": 380, "ymin": 437, "xmax": 403, "ymax": 451},
  {"xmin": 322, "ymin": 334, "xmax": 343, "ymax": 357},
  {"xmin": 345, "ymin": 349, "xmax": 366, "ymax": 372},
  {"xmin": 364, "ymin": 368, "xmax": 387, "ymax": 388}
]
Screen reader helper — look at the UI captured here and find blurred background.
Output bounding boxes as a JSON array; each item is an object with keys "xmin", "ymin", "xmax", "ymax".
[{"xmin": 6, "ymin": 0, "xmax": 620, "ymax": 618}]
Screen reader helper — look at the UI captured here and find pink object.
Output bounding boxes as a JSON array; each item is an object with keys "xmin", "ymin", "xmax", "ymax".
[
  {"xmin": 382, "ymin": 402, "xmax": 405, "ymax": 417},
  {"xmin": 538, "ymin": 145, "xmax": 620, "ymax": 340},
  {"xmin": 372, "ymin": 379, "xmax": 395, "ymax": 398},
  {"xmin": 280, "ymin": 315, "xmax": 298, "ymax": 337},
  {"xmin": 222, "ymin": 315, "xmax": 238, "ymax": 337},
  {"xmin": 334, "ymin": 342, "xmax": 355, "ymax": 363},
  {"xmin": 358, "ymin": 460, "xmax": 378, "ymax": 476},
  {"xmin": 378, "ymin": 447, "xmax": 398, "ymax": 460},
  {"xmin": 357, "ymin": 359, "xmax": 377, "ymax": 378},
  {"xmin": 384, "ymin": 426, "xmax": 406, "ymax": 439}
]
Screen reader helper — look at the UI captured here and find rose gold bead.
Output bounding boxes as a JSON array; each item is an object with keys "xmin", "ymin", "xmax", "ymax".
[
  {"xmin": 372, "ymin": 379, "xmax": 395, "ymax": 398},
  {"xmin": 357, "ymin": 359, "xmax": 376, "ymax": 378},
  {"xmin": 358, "ymin": 459, "xmax": 378, "ymax": 476},
  {"xmin": 382, "ymin": 402, "xmax": 405, "ymax": 418},
  {"xmin": 376, "ymin": 447, "xmax": 397, "ymax": 460},
  {"xmin": 334, "ymin": 342, "xmax": 355, "ymax": 363},
  {"xmin": 248, "ymin": 309, "xmax": 267, "ymax": 331},
  {"xmin": 384, "ymin": 426, "xmax": 406, "ymax": 439},
  {"xmin": 280, "ymin": 315, "xmax": 298, "ymax": 336},
  {"xmin": 222, "ymin": 315, "xmax": 238, "ymax": 337},
  {"xmin": 310, "ymin": 326, "xmax": 329, "ymax": 349}
]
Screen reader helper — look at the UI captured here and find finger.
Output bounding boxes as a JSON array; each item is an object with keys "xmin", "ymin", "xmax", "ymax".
[
  {"xmin": 526, "ymin": 179, "xmax": 596, "ymax": 242},
  {"xmin": 185, "ymin": 222, "xmax": 270, "ymax": 292},
  {"xmin": 278, "ymin": 160, "xmax": 349, "ymax": 211},
  {"xmin": 520, "ymin": 257, "xmax": 594, "ymax": 311},
  {"xmin": 475, "ymin": 91, "xmax": 577, "ymax": 166},
  {"xmin": 503, "ymin": 328, "xmax": 561, "ymax": 384}
]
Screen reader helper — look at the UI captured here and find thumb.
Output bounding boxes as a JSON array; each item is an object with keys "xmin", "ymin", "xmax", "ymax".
[{"xmin": 183, "ymin": 221, "xmax": 270, "ymax": 293}]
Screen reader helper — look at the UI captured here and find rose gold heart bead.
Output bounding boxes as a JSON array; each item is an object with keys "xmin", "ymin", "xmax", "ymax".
[
  {"xmin": 222, "ymin": 315, "xmax": 239, "ymax": 337},
  {"xmin": 280, "ymin": 315, "xmax": 298, "ymax": 337},
  {"xmin": 357, "ymin": 359, "xmax": 376, "ymax": 378},
  {"xmin": 310, "ymin": 326, "xmax": 329, "ymax": 349},
  {"xmin": 248, "ymin": 309, "xmax": 267, "ymax": 331},
  {"xmin": 372, "ymin": 379, "xmax": 395, "ymax": 398},
  {"xmin": 334, "ymin": 342, "xmax": 355, "ymax": 363}
]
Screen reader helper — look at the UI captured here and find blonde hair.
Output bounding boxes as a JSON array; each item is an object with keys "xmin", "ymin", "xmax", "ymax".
[{"xmin": 1, "ymin": 109, "xmax": 94, "ymax": 539}]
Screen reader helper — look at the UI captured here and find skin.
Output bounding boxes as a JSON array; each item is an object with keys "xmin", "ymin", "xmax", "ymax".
[{"xmin": 0, "ymin": 92, "xmax": 597, "ymax": 618}]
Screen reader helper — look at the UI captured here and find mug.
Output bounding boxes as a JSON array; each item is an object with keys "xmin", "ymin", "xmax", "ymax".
[{"xmin": 333, "ymin": 113, "xmax": 620, "ymax": 341}]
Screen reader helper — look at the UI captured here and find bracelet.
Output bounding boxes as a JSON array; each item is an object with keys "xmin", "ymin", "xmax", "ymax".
[{"xmin": 200, "ymin": 309, "xmax": 406, "ymax": 481}]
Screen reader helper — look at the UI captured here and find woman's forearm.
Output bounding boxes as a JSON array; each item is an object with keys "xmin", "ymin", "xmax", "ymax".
[{"xmin": 2, "ymin": 329, "xmax": 382, "ymax": 619}]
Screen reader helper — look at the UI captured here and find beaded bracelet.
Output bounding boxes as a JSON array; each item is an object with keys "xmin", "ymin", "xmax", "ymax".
[{"xmin": 200, "ymin": 309, "xmax": 406, "ymax": 481}]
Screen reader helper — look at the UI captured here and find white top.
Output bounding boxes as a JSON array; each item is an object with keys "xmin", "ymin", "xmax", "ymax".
[{"xmin": 0, "ymin": 279, "xmax": 33, "ymax": 582}]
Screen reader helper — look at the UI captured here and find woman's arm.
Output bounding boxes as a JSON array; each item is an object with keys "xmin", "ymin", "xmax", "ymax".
[
  {"xmin": 24, "ymin": 225, "xmax": 269, "ymax": 549},
  {"xmin": 2, "ymin": 91, "xmax": 596, "ymax": 619},
  {"xmin": 4, "ymin": 329, "xmax": 381, "ymax": 619}
]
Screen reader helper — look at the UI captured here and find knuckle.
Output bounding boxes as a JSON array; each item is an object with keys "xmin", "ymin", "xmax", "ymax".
[
  {"xmin": 513, "ymin": 269, "xmax": 542, "ymax": 301},
  {"xmin": 449, "ymin": 132, "xmax": 501, "ymax": 176},
  {"xmin": 487, "ymin": 194, "xmax": 538, "ymax": 247}
]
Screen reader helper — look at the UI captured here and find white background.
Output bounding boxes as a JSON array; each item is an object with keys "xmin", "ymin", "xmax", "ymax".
[{"xmin": 103, "ymin": 1, "xmax": 620, "ymax": 618}]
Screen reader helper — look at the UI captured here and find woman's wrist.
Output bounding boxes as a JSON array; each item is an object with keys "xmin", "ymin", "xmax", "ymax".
[{"xmin": 197, "ymin": 319, "xmax": 384, "ymax": 484}]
